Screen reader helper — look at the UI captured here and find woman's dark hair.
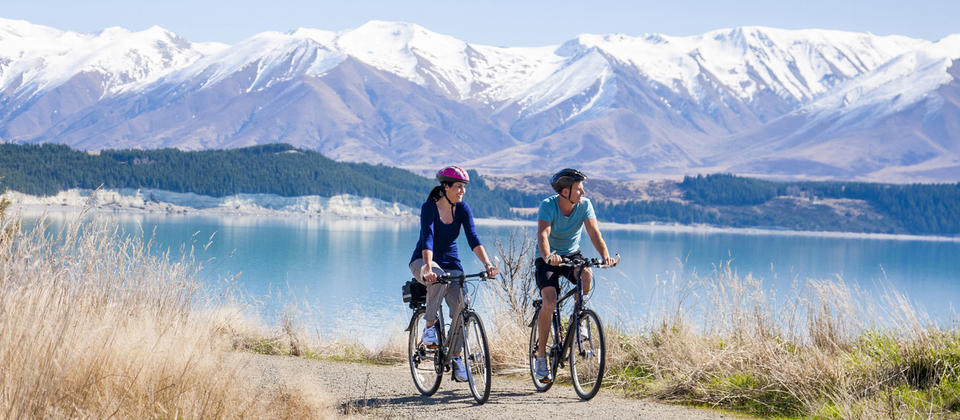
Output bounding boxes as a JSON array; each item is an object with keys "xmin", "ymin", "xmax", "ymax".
[{"xmin": 428, "ymin": 182, "xmax": 453, "ymax": 202}]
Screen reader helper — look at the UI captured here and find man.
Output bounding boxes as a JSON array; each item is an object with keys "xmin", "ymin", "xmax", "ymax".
[{"xmin": 533, "ymin": 168, "xmax": 616, "ymax": 383}]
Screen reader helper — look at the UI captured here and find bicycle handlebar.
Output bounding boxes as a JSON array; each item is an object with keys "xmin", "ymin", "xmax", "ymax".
[
  {"xmin": 426, "ymin": 256, "xmax": 499, "ymax": 284},
  {"xmin": 556, "ymin": 253, "xmax": 621, "ymax": 269},
  {"xmin": 435, "ymin": 270, "xmax": 493, "ymax": 284}
]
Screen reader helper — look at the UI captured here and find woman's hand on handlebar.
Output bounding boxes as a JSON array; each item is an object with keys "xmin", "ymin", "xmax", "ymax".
[
  {"xmin": 483, "ymin": 256, "xmax": 500, "ymax": 278},
  {"xmin": 421, "ymin": 264, "xmax": 438, "ymax": 283}
]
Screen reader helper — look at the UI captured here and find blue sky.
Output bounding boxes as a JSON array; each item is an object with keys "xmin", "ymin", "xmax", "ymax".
[{"xmin": 3, "ymin": 0, "xmax": 957, "ymax": 45}]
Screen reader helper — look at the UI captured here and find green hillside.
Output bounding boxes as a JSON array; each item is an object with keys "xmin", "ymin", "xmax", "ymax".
[{"xmin": 0, "ymin": 143, "xmax": 514, "ymax": 217}]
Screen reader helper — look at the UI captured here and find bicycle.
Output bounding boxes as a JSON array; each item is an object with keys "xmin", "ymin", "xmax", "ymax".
[
  {"xmin": 528, "ymin": 253, "xmax": 619, "ymax": 400},
  {"xmin": 405, "ymin": 268, "xmax": 494, "ymax": 404}
]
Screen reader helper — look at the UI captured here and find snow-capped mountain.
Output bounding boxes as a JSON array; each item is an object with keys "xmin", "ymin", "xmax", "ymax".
[
  {"xmin": 707, "ymin": 35, "xmax": 960, "ymax": 180},
  {"xmin": 1, "ymin": 17, "xmax": 958, "ymax": 182}
]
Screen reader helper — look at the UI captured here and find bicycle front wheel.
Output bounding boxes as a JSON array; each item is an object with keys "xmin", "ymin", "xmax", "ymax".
[
  {"xmin": 569, "ymin": 309, "xmax": 606, "ymax": 400},
  {"xmin": 462, "ymin": 311, "xmax": 491, "ymax": 404},
  {"xmin": 408, "ymin": 308, "xmax": 442, "ymax": 396}
]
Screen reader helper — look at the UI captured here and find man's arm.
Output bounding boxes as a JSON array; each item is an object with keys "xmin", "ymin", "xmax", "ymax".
[
  {"xmin": 584, "ymin": 218, "xmax": 615, "ymax": 266},
  {"xmin": 537, "ymin": 220, "xmax": 561, "ymax": 265}
]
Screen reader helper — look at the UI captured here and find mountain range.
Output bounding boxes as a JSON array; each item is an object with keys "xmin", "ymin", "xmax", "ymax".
[{"xmin": 1, "ymin": 17, "xmax": 958, "ymax": 182}]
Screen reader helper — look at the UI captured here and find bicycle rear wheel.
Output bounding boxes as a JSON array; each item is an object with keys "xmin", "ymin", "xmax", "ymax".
[
  {"xmin": 462, "ymin": 311, "xmax": 491, "ymax": 404},
  {"xmin": 569, "ymin": 309, "xmax": 605, "ymax": 400},
  {"xmin": 408, "ymin": 308, "xmax": 442, "ymax": 396},
  {"xmin": 528, "ymin": 310, "xmax": 555, "ymax": 392}
]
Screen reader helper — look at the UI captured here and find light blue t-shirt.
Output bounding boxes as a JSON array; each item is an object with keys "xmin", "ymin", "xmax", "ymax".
[{"xmin": 537, "ymin": 195, "xmax": 596, "ymax": 256}]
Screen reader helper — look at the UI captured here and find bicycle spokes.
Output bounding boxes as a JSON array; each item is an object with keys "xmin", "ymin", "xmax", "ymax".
[
  {"xmin": 463, "ymin": 312, "xmax": 491, "ymax": 404},
  {"xmin": 408, "ymin": 309, "xmax": 442, "ymax": 396},
  {"xmin": 528, "ymin": 313, "xmax": 557, "ymax": 391},
  {"xmin": 570, "ymin": 309, "xmax": 606, "ymax": 400}
]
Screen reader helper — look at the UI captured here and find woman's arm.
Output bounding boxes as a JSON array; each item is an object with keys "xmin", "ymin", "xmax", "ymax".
[
  {"xmin": 472, "ymin": 245, "xmax": 499, "ymax": 278},
  {"xmin": 419, "ymin": 202, "xmax": 438, "ymax": 282},
  {"xmin": 460, "ymin": 202, "xmax": 482, "ymax": 250},
  {"xmin": 461, "ymin": 202, "xmax": 498, "ymax": 277},
  {"xmin": 421, "ymin": 249, "xmax": 437, "ymax": 282},
  {"xmin": 419, "ymin": 201, "xmax": 435, "ymax": 252}
]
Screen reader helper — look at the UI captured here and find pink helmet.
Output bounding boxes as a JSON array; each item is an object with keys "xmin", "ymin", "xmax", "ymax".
[{"xmin": 436, "ymin": 165, "xmax": 470, "ymax": 184}]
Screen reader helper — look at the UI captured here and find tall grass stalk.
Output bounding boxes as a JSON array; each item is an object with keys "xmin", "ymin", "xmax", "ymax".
[{"xmin": 0, "ymin": 207, "xmax": 331, "ymax": 418}]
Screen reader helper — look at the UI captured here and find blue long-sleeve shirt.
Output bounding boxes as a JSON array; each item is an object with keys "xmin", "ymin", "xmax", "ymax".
[{"xmin": 410, "ymin": 200, "xmax": 482, "ymax": 272}]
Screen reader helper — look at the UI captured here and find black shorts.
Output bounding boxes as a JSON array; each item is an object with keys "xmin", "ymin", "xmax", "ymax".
[{"xmin": 535, "ymin": 252, "xmax": 583, "ymax": 292}]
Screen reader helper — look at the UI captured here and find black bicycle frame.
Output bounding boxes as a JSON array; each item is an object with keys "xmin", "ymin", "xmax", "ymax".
[
  {"xmin": 537, "ymin": 253, "xmax": 618, "ymax": 366},
  {"xmin": 547, "ymin": 264, "xmax": 589, "ymax": 368}
]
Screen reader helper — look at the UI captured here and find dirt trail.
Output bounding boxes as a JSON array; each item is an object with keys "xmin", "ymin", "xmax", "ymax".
[{"xmin": 235, "ymin": 353, "xmax": 737, "ymax": 419}]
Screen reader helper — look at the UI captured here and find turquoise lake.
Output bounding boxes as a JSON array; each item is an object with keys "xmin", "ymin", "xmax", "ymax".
[{"xmin": 34, "ymin": 211, "xmax": 960, "ymax": 346}]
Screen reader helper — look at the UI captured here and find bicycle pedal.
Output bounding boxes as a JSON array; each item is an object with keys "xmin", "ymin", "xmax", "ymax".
[{"xmin": 425, "ymin": 343, "xmax": 439, "ymax": 350}]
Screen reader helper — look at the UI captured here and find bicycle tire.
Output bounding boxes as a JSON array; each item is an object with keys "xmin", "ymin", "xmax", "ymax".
[
  {"xmin": 408, "ymin": 308, "xmax": 442, "ymax": 396},
  {"xmin": 528, "ymin": 310, "xmax": 555, "ymax": 392},
  {"xmin": 569, "ymin": 309, "xmax": 606, "ymax": 400},
  {"xmin": 462, "ymin": 311, "xmax": 491, "ymax": 404}
]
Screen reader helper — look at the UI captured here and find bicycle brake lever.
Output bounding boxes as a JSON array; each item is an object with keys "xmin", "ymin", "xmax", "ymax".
[{"xmin": 600, "ymin": 253, "xmax": 621, "ymax": 268}]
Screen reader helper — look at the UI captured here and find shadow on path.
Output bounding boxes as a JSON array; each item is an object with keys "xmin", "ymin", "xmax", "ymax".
[{"xmin": 340, "ymin": 387, "xmax": 590, "ymax": 414}]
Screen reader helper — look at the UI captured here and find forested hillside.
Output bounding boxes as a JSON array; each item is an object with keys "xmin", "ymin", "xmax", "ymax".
[
  {"xmin": 0, "ymin": 143, "xmax": 517, "ymax": 217},
  {"xmin": 672, "ymin": 174, "xmax": 960, "ymax": 235},
  {"xmin": 2, "ymin": 144, "xmax": 958, "ymax": 235}
]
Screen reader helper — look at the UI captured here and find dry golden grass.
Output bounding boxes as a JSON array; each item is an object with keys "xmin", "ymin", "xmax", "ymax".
[
  {"xmin": 211, "ymin": 226, "xmax": 960, "ymax": 418},
  {"xmin": 471, "ymin": 231, "xmax": 960, "ymax": 418},
  {"xmin": 0, "ymin": 207, "xmax": 334, "ymax": 419},
  {"xmin": 24, "ymin": 207, "xmax": 948, "ymax": 420},
  {"xmin": 593, "ymin": 262, "xmax": 960, "ymax": 418}
]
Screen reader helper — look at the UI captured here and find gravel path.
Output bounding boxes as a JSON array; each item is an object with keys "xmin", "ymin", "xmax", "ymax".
[{"xmin": 234, "ymin": 352, "xmax": 737, "ymax": 419}]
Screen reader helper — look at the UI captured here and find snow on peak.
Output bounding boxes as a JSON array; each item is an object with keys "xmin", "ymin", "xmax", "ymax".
[
  {"xmin": 348, "ymin": 20, "xmax": 426, "ymax": 41},
  {"xmin": 805, "ymin": 33, "xmax": 959, "ymax": 118},
  {"xmin": 1, "ymin": 18, "xmax": 954, "ymax": 133},
  {"xmin": 567, "ymin": 26, "xmax": 927, "ymax": 103},
  {"xmin": 935, "ymin": 34, "xmax": 960, "ymax": 54},
  {"xmin": 289, "ymin": 27, "xmax": 337, "ymax": 45},
  {"xmin": 167, "ymin": 30, "xmax": 345, "ymax": 91},
  {"xmin": 0, "ymin": 17, "xmax": 65, "ymax": 41},
  {"xmin": 333, "ymin": 20, "xmax": 475, "ymax": 96},
  {"xmin": 515, "ymin": 47, "xmax": 614, "ymax": 118},
  {"xmin": 0, "ymin": 22, "xmax": 213, "ymax": 97}
]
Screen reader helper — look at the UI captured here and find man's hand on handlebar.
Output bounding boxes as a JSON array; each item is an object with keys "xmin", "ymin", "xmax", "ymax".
[
  {"xmin": 546, "ymin": 252, "xmax": 563, "ymax": 266},
  {"xmin": 602, "ymin": 255, "xmax": 618, "ymax": 267},
  {"xmin": 553, "ymin": 253, "xmax": 620, "ymax": 268}
]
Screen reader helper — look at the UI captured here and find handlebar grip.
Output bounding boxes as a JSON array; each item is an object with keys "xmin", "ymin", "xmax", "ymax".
[{"xmin": 556, "ymin": 253, "xmax": 621, "ymax": 268}]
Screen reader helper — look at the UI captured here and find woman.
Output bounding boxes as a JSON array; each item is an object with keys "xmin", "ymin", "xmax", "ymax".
[{"xmin": 409, "ymin": 165, "xmax": 498, "ymax": 382}]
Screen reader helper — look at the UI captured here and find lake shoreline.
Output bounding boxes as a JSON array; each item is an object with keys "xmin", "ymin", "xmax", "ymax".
[{"xmin": 5, "ymin": 187, "xmax": 959, "ymax": 243}]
